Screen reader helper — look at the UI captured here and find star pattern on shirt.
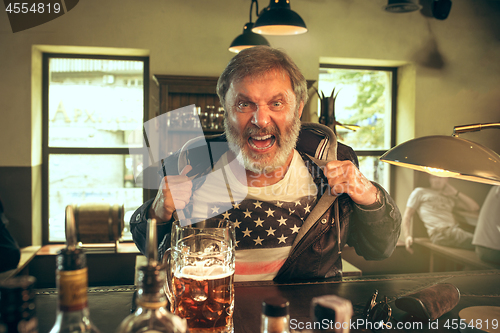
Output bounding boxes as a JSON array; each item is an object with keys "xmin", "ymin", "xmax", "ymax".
[
  {"xmin": 243, "ymin": 209, "xmax": 252, "ymax": 218},
  {"xmin": 254, "ymin": 217, "xmax": 264, "ymax": 227},
  {"xmin": 265, "ymin": 208, "xmax": 275, "ymax": 217},
  {"xmin": 253, "ymin": 236, "xmax": 263, "ymax": 246},
  {"xmin": 278, "ymin": 216, "xmax": 288, "ymax": 226},
  {"xmin": 278, "ymin": 234, "xmax": 288, "ymax": 244},
  {"xmin": 210, "ymin": 196, "xmax": 316, "ymax": 250},
  {"xmin": 266, "ymin": 227, "xmax": 276, "ymax": 236},
  {"xmin": 290, "ymin": 224, "xmax": 300, "ymax": 234},
  {"xmin": 242, "ymin": 227, "xmax": 252, "ymax": 237}
]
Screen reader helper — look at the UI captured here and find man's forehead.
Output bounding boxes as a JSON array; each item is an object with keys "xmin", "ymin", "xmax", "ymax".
[
  {"xmin": 228, "ymin": 70, "xmax": 293, "ymax": 93},
  {"xmin": 233, "ymin": 69, "xmax": 290, "ymax": 85}
]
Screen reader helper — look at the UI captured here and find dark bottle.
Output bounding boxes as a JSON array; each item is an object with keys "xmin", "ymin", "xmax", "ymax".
[
  {"xmin": 49, "ymin": 205, "xmax": 100, "ymax": 333},
  {"xmin": 48, "ymin": 247, "xmax": 100, "ymax": 333},
  {"xmin": 261, "ymin": 297, "xmax": 291, "ymax": 333},
  {"xmin": 0, "ymin": 276, "xmax": 38, "ymax": 333}
]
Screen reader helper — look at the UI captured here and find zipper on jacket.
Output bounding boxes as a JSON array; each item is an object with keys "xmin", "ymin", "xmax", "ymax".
[
  {"xmin": 277, "ymin": 200, "xmax": 336, "ymax": 275},
  {"xmin": 278, "ymin": 220, "xmax": 332, "ymax": 276}
]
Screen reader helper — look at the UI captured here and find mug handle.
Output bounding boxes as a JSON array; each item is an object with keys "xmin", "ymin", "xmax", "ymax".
[{"xmin": 162, "ymin": 248, "xmax": 174, "ymax": 307}]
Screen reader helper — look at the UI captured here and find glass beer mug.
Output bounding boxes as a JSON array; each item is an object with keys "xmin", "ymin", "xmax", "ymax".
[{"xmin": 164, "ymin": 218, "xmax": 236, "ymax": 333}]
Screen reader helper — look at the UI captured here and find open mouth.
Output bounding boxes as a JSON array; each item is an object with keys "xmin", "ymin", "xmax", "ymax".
[{"xmin": 248, "ymin": 134, "xmax": 276, "ymax": 150}]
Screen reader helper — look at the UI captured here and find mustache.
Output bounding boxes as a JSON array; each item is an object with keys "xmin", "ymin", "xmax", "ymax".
[{"xmin": 244, "ymin": 125, "xmax": 282, "ymax": 140}]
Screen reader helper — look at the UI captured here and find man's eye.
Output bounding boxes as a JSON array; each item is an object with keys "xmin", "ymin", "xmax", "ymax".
[
  {"xmin": 237, "ymin": 101, "xmax": 254, "ymax": 112},
  {"xmin": 270, "ymin": 101, "xmax": 284, "ymax": 110}
]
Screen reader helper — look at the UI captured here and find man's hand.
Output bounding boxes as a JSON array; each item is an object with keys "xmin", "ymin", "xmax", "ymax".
[
  {"xmin": 324, "ymin": 160, "xmax": 378, "ymax": 206},
  {"xmin": 405, "ymin": 235, "xmax": 414, "ymax": 254},
  {"xmin": 149, "ymin": 165, "xmax": 193, "ymax": 222}
]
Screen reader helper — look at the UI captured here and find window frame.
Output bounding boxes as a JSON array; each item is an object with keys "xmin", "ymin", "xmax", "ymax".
[
  {"xmin": 319, "ymin": 63, "xmax": 398, "ymax": 194},
  {"xmin": 41, "ymin": 53, "xmax": 149, "ymax": 244}
]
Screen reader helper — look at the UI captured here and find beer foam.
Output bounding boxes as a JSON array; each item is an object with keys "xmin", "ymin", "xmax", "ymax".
[{"xmin": 177, "ymin": 264, "xmax": 234, "ymax": 280}]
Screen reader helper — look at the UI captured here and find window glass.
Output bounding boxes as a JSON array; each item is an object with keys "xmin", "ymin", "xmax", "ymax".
[
  {"xmin": 318, "ymin": 66, "xmax": 394, "ymax": 191},
  {"xmin": 318, "ymin": 68, "xmax": 392, "ymax": 150},
  {"xmin": 48, "ymin": 154, "xmax": 142, "ymax": 242},
  {"xmin": 45, "ymin": 56, "xmax": 147, "ymax": 243},
  {"xmin": 48, "ymin": 58, "xmax": 144, "ymax": 148}
]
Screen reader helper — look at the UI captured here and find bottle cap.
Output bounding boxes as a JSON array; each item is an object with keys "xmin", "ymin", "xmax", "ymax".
[
  {"xmin": 262, "ymin": 296, "xmax": 289, "ymax": 317},
  {"xmin": 56, "ymin": 247, "xmax": 86, "ymax": 271}
]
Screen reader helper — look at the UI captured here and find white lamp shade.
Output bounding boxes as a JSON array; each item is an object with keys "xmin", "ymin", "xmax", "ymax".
[{"xmin": 380, "ymin": 135, "xmax": 500, "ymax": 185}]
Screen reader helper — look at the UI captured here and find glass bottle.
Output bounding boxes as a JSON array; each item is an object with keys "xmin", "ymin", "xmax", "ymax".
[
  {"xmin": 0, "ymin": 276, "xmax": 38, "ymax": 333},
  {"xmin": 48, "ymin": 247, "xmax": 100, "ymax": 333},
  {"xmin": 115, "ymin": 264, "xmax": 187, "ymax": 333},
  {"xmin": 261, "ymin": 297, "xmax": 291, "ymax": 333},
  {"xmin": 115, "ymin": 218, "xmax": 188, "ymax": 333}
]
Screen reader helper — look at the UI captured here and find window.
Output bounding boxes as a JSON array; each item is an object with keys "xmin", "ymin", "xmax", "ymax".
[
  {"xmin": 318, "ymin": 65, "xmax": 396, "ymax": 192},
  {"xmin": 43, "ymin": 54, "xmax": 149, "ymax": 243}
]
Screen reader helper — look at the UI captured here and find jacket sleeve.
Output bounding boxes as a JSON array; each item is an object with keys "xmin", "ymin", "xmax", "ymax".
[
  {"xmin": 130, "ymin": 151, "xmax": 181, "ymax": 256},
  {"xmin": 335, "ymin": 142, "xmax": 401, "ymax": 260},
  {"xmin": 346, "ymin": 182, "xmax": 402, "ymax": 260},
  {"xmin": 130, "ymin": 198, "xmax": 176, "ymax": 256}
]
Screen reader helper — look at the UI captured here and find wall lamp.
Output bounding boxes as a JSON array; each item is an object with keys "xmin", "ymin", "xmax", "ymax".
[
  {"xmin": 229, "ymin": 0, "xmax": 270, "ymax": 53},
  {"xmin": 252, "ymin": 0, "xmax": 307, "ymax": 35},
  {"xmin": 380, "ymin": 123, "xmax": 500, "ymax": 185}
]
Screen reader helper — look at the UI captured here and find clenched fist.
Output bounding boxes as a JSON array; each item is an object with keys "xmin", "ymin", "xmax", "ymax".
[
  {"xmin": 148, "ymin": 165, "xmax": 193, "ymax": 222},
  {"xmin": 323, "ymin": 160, "xmax": 378, "ymax": 206}
]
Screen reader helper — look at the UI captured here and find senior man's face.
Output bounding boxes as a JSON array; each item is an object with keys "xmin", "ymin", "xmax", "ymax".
[{"xmin": 224, "ymin": 70, "xmax": 304, "ymax": 174}]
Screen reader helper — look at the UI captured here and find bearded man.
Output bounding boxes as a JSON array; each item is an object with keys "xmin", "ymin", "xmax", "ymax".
[{"xmin": 131, "ymin": 46, "xmax": 401, "ymax": 282}]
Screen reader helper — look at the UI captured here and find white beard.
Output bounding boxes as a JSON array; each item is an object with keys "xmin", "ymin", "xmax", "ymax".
[{"xmin": 224, "ymin": 112, "xmax": 301, "ymax": 174}]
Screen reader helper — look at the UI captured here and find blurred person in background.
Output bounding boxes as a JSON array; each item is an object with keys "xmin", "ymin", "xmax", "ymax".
[{"xmin": 403, "ymin": 175, "xmax": 479, "ymax": 253}]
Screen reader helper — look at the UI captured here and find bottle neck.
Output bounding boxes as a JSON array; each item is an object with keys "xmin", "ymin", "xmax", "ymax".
[
  {"xmin": 135, "ymin": 287, "xmax": 168, "ymax": 310},
  {"xmin": 56, "ymin": 267, "xmax": 89, "ymax": 313},
  {"xmin": 261, "ymin": 314, "xmax": 291, "ymax": 333}
]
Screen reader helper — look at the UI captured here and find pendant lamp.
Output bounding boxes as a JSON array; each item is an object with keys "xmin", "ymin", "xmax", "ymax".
[
  {"xmin": 229, "ymin": 0, "xmax": 271, "ymax": 53},
  {"xmin": 252, "ymin": 0, "xmax": 307, "ymax": 36},
  {"xmin": 380, "ymin": 123, "xmax": 500, "ymax": 185},
  {"xmin": 384, "ymin": 0, "xmax": 422, "ymax": 13}
]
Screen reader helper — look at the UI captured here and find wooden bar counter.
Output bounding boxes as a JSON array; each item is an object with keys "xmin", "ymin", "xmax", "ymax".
[{"xmin": 34, "ymin": 270, "xmax": 500, "ymax": 333}]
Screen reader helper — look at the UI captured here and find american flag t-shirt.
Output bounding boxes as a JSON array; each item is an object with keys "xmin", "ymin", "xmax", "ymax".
[
  {"xmin": 210, "ymin": 195, "xmax": 316, "ymax": 281},
  {"xmin": 191, "ymin": 150, "xmax": 319, "ymax": 281}
]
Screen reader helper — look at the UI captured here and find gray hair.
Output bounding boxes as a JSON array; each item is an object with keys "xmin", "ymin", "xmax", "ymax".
[{"xmin": 217, "ymin": 46, "xmax": 308, "ymax": 109}]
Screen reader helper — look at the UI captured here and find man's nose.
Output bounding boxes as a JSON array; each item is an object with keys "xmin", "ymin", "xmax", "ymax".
[{"xmin": 250, "ymin": 105, "xmax": 272, "ymax": 128}]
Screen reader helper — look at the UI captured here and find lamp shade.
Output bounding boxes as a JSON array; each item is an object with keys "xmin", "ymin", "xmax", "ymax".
[
  {"xmin": 229, "ymin": 22, "xmax": 270, "ymax": 53},
  {"xmin": 380, "ymin": 135, "xmax": 500, "ymax": 185},
  {"xmin": 252, "ymin": 0, "xmax": 307, "ymax": 35}
]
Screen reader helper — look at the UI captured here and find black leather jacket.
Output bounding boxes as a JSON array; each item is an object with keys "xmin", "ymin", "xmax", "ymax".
[{"xmin": 130, "ymin": 123, "xmax": 401, "ymax": 282}]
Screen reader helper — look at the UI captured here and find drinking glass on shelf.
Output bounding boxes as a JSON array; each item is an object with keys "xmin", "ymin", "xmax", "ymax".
[
  {"xmin": 216, "ymin": 107, "xmax": 225, "ymax": 131},
  {"xmin": 164, "ymin": 218, "xmax": 236, "ymax": 333}
]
